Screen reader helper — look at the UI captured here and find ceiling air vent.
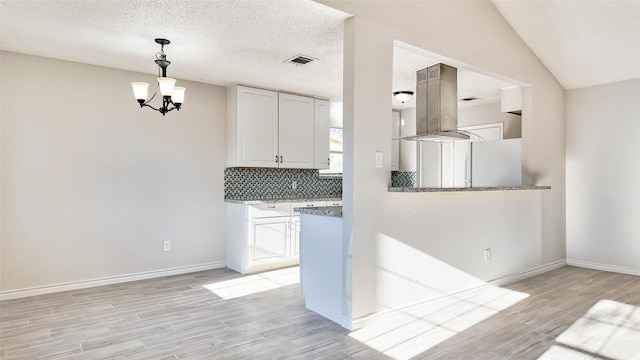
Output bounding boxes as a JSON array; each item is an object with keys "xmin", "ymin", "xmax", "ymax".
[{"xmin": 285, "ymin": 55, "xmax": 317, "ymax": 66}]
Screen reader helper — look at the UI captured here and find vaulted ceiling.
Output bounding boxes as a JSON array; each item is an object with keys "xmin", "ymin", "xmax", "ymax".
[
  {"xmin": 491, "ymin": 0, "xmax": 640, "ymax": 90},
  {"xmin": 1, "ymin": 0, "xmax": 638, "ymax": 108}
]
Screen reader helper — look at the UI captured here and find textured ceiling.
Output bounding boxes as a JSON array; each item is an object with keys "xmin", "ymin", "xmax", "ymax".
[
  {"xmin": 491, "ymin": 0, "xmax": 640, "ymax": 89},
  {"xmin": 0, "ymin": 0, "xmax": 350, "ymax": 101},
  {"xmin": 2, "ymin": 0, "xmax": 638, "ymax": 110}
]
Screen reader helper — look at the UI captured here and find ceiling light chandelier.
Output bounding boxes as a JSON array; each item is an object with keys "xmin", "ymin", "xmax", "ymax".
[
  {"xmin": 393, "ymin": 91, "xmax": 414, "ymax": 103},
  {"xmin": 131, "ymin": 38, "xmax": 186, "ymax": 116}
]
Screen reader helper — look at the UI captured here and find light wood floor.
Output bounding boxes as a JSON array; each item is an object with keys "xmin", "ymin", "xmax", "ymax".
[{"xmin": 1, "ymin": 265, "xmax": 639, "ymax": 360}]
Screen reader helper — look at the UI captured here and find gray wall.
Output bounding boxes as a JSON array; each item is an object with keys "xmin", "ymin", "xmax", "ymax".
[
  {"xmin": 1, "ymin": 52, "xmax": 227, "ymax": 295},
  {"xmin": 566, "ymin": 78, "xmax": 640, "ymax": 274}
]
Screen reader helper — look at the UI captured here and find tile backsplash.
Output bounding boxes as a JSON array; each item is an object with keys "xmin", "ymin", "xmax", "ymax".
[
  {"xmin": 391, "ymin": 171, "xmax": 417, "ymax": 188},
  {"xmin": 224, "ymin": 168, "xmax": 342, "ymax": 200}
]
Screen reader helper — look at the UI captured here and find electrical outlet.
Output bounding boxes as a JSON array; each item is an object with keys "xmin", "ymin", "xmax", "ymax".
[
  {"xmin": 484, "ymin": 248, "xmax": 491, "ymax": 262},
  {"xmin": 292, "ymin": 180, "xmax": 297, "ymax": 190},
  {"xmin": 164, "ymin": 241, "xmax": 171, "ymax": 252}
]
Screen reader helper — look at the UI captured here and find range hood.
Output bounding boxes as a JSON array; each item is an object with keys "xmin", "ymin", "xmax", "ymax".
[{"xmin": 402, "ymin": 63, "xmax": 471, "ymax": 141}]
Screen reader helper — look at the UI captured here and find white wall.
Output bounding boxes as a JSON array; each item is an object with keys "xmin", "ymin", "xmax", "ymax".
[
  {"xmin": 324, "ymin": 0, "xmax": 566, "ymax": 321},
  {"xmin": 566, "ymin": 78, "xmax": 640, "ymax": 275},
  {"xmin": 459, "ymin": 102, "xmax": 522, "ymax": 139},
  {"xmin": 0, "ymin": 52, "xmax": 227, "ymax": 296}
]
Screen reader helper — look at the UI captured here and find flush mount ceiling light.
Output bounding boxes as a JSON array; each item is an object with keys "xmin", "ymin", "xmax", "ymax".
[
  {"xmin": 131, "ymin": 38, "xmax": 186, "ymax": 116},
  {"xmin": 393, "ymin": 91, "xmax": 414, "ymax": 103}
]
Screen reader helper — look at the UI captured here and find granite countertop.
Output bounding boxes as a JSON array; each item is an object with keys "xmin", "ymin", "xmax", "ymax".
[
  {"xmin": 225, "ymin": 197, "xmax": 342, "ymax": 205},
  {"xmin": 388, "ymin": 185, "xmax": 551, "ymax": 193},
  {"xmin": 295, "ymin": 206, "xmax": 343, "ymax": 218}
]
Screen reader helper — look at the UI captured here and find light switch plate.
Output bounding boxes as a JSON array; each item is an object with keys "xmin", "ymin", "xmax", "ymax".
[{"xmin": 375, "ymin": 151, "xmax": 383, "ymax": 168}]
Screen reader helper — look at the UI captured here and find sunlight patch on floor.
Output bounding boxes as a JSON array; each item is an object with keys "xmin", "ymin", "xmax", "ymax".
[
  {"xmin": 536, "ymin": 345, "xmax": 599, "ymax": 360},
  {"xmin": 203, "ymin": 266, "xmax": 299, "ymax": 300},
  {"xmin": 349, "ymin": 285, "xmax": 529, "ymax": 360},
  {"xmin": 538, "ymin": 299, "xmax": 640, "ymax": 360}
]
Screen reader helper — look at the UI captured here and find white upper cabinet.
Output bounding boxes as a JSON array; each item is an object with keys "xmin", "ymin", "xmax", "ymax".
[
  {"xmin": 229, "ymin": 85, "xmax": 279, "ymax": 167},
  {"xmin": 228, "ymin": 84, "xmax": 326, "ymax": 169},
  {"xmin": 279, "ymin": 93, "xmax": 315, "ymax": 169},
  {"xmin": 501, "ymin": 85, "xmax": 522, "ymax": 115},
  {"xmin": 314, "ymin": 99, "xmax": 330, "ymax": 169}
]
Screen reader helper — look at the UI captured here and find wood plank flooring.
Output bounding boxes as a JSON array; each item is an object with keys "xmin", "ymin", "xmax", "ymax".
[{"xmin": 1, "ymin": 266, "xmax": 639, "ymax": 359}]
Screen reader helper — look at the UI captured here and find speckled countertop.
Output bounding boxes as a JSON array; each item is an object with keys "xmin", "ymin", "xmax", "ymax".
[
  {"xmin": 388, "ymin": 186, "xmax": 551, "ymax": 192},
  {"xmin": 225, "ymin": 197, "xmax": 342, "ymax": 205},
  {"xmin": 296, "ymin": 206, "xmax": 343, "ymax": 218}
]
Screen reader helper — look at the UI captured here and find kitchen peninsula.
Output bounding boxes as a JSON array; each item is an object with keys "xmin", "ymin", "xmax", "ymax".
[{"xmin": 297, "ymin": 206, "xmax": 347, "ymax": 327}]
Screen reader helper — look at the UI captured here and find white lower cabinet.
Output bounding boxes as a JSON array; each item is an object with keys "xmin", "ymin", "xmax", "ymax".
[
  {"xmin": 227, "ymin": 200, "xmax": 341, "ymax": 274},
  {"xmin": 251, "ymin": 217, "xmax": 289, "ymax": 262}
]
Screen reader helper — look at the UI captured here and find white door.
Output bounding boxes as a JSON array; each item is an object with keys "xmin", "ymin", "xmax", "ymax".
[
  {"xmin": 391, "ymin": 111, "xmax": 400, "ymax": 171},
  {"xmin": 452, "ymin": 141, "xmax": 471, "ymax": 188},
  {"xmin": 419, "ymin": 142, "xmax": 441, "ymax": 187},
  {"xmin": 314, "ymin": 99, "xmax": 330, "ymax": 169},
  {"xmin": 459, "ymin": 122, "xmax": 504, "ymax": 142},
  {"xmin": 279, "ymin": 93, "xmax": 315, "ymax": 168},
  {"xmin": 236, "ymin": 86, "xmax": 279, "ymax": 167}
]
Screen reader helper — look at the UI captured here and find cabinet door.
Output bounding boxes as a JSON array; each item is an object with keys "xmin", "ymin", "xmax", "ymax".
[
  {"xmin": 291, "ymin": 216, "xmax": 301, "ymax": 258},
  {"xmin": 501, "ymin": 85, "xmax": 522, "ymax": 114},
  {"xmin": 314, "ymin": 99, "xmax": 330, "ymax": 169},
  {"xmin": 251, "ymin": 217, "xmax": 290, "ymax": 262},
  {"xmin": 391, "ymin": 111, "xmax": 400, "ymax": 171},
  {"xmin": 279, "ymin": 93, "xmax": 315, "ymax": 169},
  {"xmin": 237, "ymin": 86, "xmax": 279, "ymax": 167}
]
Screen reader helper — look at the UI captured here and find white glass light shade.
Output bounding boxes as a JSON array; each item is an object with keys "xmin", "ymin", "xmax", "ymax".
[
  {"xmin": 157, "ymin": 77, "xmax": 176, "ymax": 96},
  {"xmin": 172, "ymin": 86, "xmax": 186, "ymax": 104},
  {"xmin": 393, "ymin": 91, "xmax": 413, "ymax": 103},
  {"xmin": 131, "ymin": 82, "xmax": 149, "ymax": 100}
]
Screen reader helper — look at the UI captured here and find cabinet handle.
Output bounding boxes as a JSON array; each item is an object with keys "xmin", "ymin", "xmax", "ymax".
[
  {"xmin": 268, "ymin": 206, "xmax": 276, "ymax": 209},
  {"xmin": 327, "ymin": 158, "xmax": 330, "ymax": 165},
  {"xmin": 275, "ymin": 155, "xmax": 279, "ymax": 163},
  {"xmin": 280, "ymin": 155, "xmax": 283, "ymax": 163}
]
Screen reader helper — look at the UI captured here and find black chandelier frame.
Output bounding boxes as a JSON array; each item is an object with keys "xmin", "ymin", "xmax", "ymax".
[{"xmin": 135, "ymin": 38, "xmax": 183, "ymax": 116}]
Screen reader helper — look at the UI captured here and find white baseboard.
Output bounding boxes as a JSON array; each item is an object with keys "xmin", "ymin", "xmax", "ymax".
[
  {"xmin": 567, "ymin": 259, "xmax": 640, "ymax": 277},
  {"xmin": 489, "ymin": 259, "xmax": 567, "ymax": 286},
  {"xmin": 351, "ymin": 259, "xmax": 567, "ymax": 330},
  {"xmin": 340, "ymin": 315, "xmax": 353, "ymax": 330},
  {"xmin": 0, "ymin": 261, "xmax": 227, "ymax": 301}
]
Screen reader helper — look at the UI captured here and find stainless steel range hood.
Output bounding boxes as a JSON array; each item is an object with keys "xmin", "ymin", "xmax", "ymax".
[{"xmin": 402, "ymin": 63, "xmax": 471, "ymax": 141}]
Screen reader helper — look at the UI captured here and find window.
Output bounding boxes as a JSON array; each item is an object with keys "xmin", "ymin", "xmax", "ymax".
[{"xmin": 321, "ymin": 128, "xmax": 343, "ymax": 175}]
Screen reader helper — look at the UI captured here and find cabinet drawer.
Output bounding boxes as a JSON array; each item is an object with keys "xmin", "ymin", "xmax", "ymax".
[
  {"xmin": 290, "ymin": 201, "xmax": 327, "ymax": 215},
  {"xmin": 250, "ymin": 203, "xmax": 291, "ymax": 218}
]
